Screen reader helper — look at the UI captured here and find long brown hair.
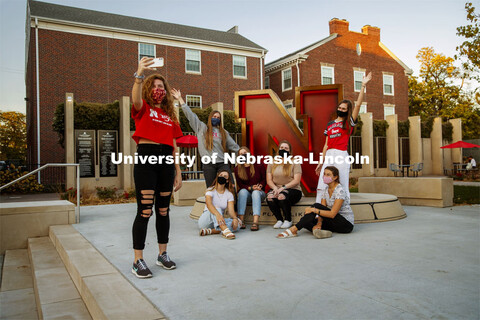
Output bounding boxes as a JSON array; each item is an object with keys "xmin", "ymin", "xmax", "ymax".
[
  {"xmin": 207, "ymin": 170, "xmax": 235, "ymax": 194},
  {"xmin": 271, "ymin": 140, "xmax": 293, "ymax": 177},
  {"xmin": 324, "ymin": 166, "xmax": 340, "ymax": 183},
  {"xmin": 142, "ymin": 74, "xmax": 178, "ymax": 123},
  {"xmin": 205, "ymin": 110, "xmax": 227, "ymax": 151},
  {"xmin": 236, "ymin": 146, "xmax": 255, "ymax": 181},
  {"xmin": 337, "ymin": 99, "xmax": 353, "ymax": 131}
]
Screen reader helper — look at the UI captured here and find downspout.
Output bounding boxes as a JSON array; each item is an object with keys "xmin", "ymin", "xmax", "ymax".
[
  {"xmin": 35, "ymin": 17, "xmax": 41, "ymax": 183},
  {"xmin": 260, "ymin": 50, "xmax": 265, "ymax": 89}
]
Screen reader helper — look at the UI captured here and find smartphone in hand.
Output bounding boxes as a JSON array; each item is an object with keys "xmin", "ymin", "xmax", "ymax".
[{"xmin": 150, "ymin": 57, "xmax": 164, "ymax": 68}]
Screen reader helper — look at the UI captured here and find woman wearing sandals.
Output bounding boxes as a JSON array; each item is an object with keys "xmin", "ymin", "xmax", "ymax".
[
  {"xmin": 315, "ymin": 72, "xmax": 372, "ymax": 201},
  {"xmin": 130, "ymin": 57, "xmax": 183, "ymax": 278},
  {"xmin": 198, "ymin": 170, "xmax": 241, "ymax": 239},
  {"xmin": 235, "ymin": 146, "xmax": 267, "ymax": 231},
  {"xmin": 266, "ymin": 140, "xmax": 302, "ymax": 229},
  {"xmin": 171, "ymin": 89, "xmax": 239, "ymax": 188},
  {"xmin": 277, "ymin": 166, "xmax": 354, "ymax": 239}
]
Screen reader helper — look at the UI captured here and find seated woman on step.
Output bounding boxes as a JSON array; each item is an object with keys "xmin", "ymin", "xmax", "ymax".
[
  {"xmin": 198, "ymin": 170, "xmax": 241, "ymax": 239},
  {"xmin": 277, "ymin": 166, "xmax": 354, "ymax": 239}
]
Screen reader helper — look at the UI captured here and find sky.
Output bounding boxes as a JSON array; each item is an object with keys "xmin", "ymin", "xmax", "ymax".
[{"xmin": 0, "ymin": 0, "xmax": 474, "ymax": 113}]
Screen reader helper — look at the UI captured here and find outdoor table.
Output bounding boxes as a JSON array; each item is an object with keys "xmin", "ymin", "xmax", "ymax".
[
  {"xmin": 398, "ymin": 164, "xmax": 411, "ymax": 177},
  {"xmin": 453, "ymin": 163, "xmax": 466, "ymax": 175}
]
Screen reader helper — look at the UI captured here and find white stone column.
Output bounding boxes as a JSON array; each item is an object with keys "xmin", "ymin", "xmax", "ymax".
[
  {"xmin": 119, "ymin": 96, "xmax": 132, "ymax": 190},
  {"xmin": 431, "ymin": 117, "xmax": 444, "ymax": 175},
  {"xmin": 386, "ymin": 114, "xmax": 399, "ymax": 176},
  {"xmin": 65, "ymin": 93, "xmax": 75, "ymax": 189},
  {"xmin": 360, "ymin": 113, "xmax": 374, "ymax": 176}
]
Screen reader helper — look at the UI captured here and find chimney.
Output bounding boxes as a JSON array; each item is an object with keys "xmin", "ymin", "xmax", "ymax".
[
  {"xmin": 329, "ymin": 18, "xmax": 349, "ymax": 35},
  {"xmin": 362, "ymin": 25, "xmax": 380, "ymax": 41}
]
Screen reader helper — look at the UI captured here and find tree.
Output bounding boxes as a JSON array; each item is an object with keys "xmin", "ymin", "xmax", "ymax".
[
  {"xmin": 409, "ymin": 47, "xmax": 480, "ymax": 139},
  {"xmin": 0, "ymin": 111, "xmax": 27, "ymax": 162},
  {"xmin": 456, "ymin": 2, "xmax": 480, "ymax": 83}
]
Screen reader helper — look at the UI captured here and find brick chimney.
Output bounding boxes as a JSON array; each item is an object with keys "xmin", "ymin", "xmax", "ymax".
[
  {"xmin": 329, "ymin": 18, "xmax": 349, "ymax": 35},
  {"xmin": 361, "ymin": 25, "xmax": 380, "ymax": 41}
]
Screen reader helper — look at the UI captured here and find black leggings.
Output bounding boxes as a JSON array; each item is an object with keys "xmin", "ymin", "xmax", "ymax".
[
  {"xmin": 296, "ymin": 203, "xmax": 354, "ymax": 233},
  {"xmin": 266, "ymin": 188, "xmax": 302, "ymax": 222},
  {"xmin": 132, "ymin": 144, "xmax": 175, "ymax": 250}
]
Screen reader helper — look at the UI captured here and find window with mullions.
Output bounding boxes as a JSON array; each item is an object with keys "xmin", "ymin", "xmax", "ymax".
[
  {"xmin": 233, "ymin": 55, "xmax": 246, "ymax": 78},
  {"xmin": 354, "ymin": 70, "xmax": 365, "ymax": 92},
  {"xmin": 139, "ymin": 43, "xmax": 155, "ymax": 59},
  {"xmin": 383, "ymin": 74, "xmax": 394, "ymax": 95},
  {"xmin": 282, "ymin": 68, "xmax": 292, "ymax": 91},
  {"xmin": 321, "ymin": 66, "xmax": 334, "ymax": 85},
  {"xmin": 186, "ymin": 49, "xmax": 201, "ymax": 73},
  {"xmin": 186, "ymin": 95, "xmax": 202, "ymax": 108}
]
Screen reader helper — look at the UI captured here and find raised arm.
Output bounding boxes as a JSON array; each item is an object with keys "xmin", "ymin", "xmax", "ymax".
[
  {"xmin": 352, "ymin": 72, "xmax": 372, "ymax": 121},
  {"xmin": 132, "ymin": 57, "xmax": 155, "ymax": 111},
  {"xmin": 172, "ymin": 88, "xmax": 205, "ymax": 133}
]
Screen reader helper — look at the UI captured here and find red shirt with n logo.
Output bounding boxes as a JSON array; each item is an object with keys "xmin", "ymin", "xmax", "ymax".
[{"xmin": 324, "ymin": 117, "xmax": 357, "ymax": 151}]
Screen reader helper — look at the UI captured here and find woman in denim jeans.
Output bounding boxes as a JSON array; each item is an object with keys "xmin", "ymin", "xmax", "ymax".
[{"xmin": 234, "ymin": 147, "xmax": 266, "ymax": 231}]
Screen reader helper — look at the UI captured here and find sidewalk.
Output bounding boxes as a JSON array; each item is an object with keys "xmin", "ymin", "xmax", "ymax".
[{"xmin": 74, "ymin": 203, "xmax": 480, "ymax": 320}]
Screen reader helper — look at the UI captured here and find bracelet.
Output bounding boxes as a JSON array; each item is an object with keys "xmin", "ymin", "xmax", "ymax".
[{"xmin": 134, "ymin": 72, "xmax": 145, "ymax": 79}]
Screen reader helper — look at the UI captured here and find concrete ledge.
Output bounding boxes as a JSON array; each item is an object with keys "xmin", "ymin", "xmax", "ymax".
[
  {"xmin": 0, "ymin": 200, "xmax": 75, "ymax": 254},
  {"xmin": 49, "ymin": 225, "xmax": 165, "ymax": 320},
  {"xmin": 358, "ymin": 177, "xmax": 453, "ymax": 207},
  {"xmin": 190, "ymin": 193, "xmax": 406, "ymax": 224},
  {"xmin": 173, "ymin": 180, "xmax": 206, "ymax": 206}
]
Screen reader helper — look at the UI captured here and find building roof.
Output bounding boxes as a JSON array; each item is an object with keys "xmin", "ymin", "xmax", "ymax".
[{"xmin": 28, "ymin": 0, "xmax": 266, "ymax": 52}]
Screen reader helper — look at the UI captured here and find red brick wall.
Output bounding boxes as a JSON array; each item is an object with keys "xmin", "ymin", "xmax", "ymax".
[
  {"xmin": 26, "ymin": 28, "xmax": 262, "ymax": 164},
  {"xmin": 267, "ymin": 24, "xmax": 409, "ymax": 121}
]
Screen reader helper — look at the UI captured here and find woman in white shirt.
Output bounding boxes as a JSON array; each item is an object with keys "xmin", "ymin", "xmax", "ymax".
[
  {"xmin": 198, "ymin": 170, "xmax": 241, "ymax": 239},
  {"xmin": 277, "ymin": 166, "xmax": 354, "ymax": 239}
]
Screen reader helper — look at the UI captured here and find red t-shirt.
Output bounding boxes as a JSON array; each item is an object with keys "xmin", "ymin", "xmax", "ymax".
[
  {"xmin": 324, "ymin": 117, "xmax": 357, "ymax": 151},
  {"xmin": 131, "ymin": 100, "xmax": 183, "ymax": 146}
]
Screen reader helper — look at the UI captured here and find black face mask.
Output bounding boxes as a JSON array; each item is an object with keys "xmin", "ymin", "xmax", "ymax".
[
  {"xmin": 278, "ymin": 149, "xmax": 290, "ymax": 157},
  {"xmin": 217, "ymin": 176, "xmax": 227, "ymax": 185},
  {"xmin": 337, "ymin": 110, "xmax": 348, "ymax": 118}
]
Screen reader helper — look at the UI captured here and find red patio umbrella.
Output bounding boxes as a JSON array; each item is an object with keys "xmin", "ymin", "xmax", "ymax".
[
  {"xmin": 176, "ymin": 134, "xmax": 198, "ymax": 148},
  {"xmin": 440, "ymin": 141, "xmax": 480, "ymax": 149}
]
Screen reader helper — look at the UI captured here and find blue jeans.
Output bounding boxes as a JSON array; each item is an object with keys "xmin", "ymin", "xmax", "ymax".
[
  {"xmin": 198, "ymin": 208, "xmax": 240, "ymax": 232},
  {"xmin": 237, "ymin": 189, "xmax": 266, "ymax": 217}
]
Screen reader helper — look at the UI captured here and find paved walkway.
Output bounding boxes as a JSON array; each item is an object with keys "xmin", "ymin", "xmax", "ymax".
[{"xmin": 73, "ymin": 203, "xmax": 480, "ymax": 320}]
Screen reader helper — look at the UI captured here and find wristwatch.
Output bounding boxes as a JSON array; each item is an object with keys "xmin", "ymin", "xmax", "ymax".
[{"xmin": 134, "ymin": 72, "xmax": 145, "ymax": 79}]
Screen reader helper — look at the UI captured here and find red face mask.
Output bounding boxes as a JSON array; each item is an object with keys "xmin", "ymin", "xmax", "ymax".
[{"xmin": 151, "ymin": 88, "xmax": 166, "ymax": 104}]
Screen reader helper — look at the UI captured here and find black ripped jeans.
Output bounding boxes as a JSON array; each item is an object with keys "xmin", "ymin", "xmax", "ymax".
[
  {"xmin": 266, "ymin": 188, "xmax": 302, "ymax": 222},
  {"xmin": 132, "ymin": 144, "xmax": 175, "ymax": 250}
]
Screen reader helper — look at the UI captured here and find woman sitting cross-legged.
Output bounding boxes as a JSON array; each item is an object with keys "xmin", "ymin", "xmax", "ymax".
[
  {"xmin": 198, "ymin": 170, "xmax": 241, "ymax": 239},
  {"xmin": 235, "ymin": 146, "xmax": 267, "ymax": 231},
  {"xmin": 277, "ymin": 166, "xmax": 354, "ymax": 239}
]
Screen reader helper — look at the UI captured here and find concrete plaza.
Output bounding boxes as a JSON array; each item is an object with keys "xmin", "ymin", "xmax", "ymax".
[{"xmin": 73, "ymin": 203, "xmax": 479, "ymax": 320}]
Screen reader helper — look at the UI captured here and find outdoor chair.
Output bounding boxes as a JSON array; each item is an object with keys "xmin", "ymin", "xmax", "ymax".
[
  {"xmin": 410, "ymin": 162, "xmax": 423, "ymax": 177},
  {"xmin": 389, "ymin": 163, "xmax": 402, "ymax": 177}
]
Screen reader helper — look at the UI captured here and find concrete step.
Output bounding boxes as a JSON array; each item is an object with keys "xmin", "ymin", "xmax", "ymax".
[
  {"xmin": 28, "ymin": 237, "xmax": 91, "ymax": 320},
  {"xmin": 49, "ymin": 225, "xmax": 165, "ymax": 320},
  {"xmin": 0, "ymin": 249, "xmax": 38, "ymax": 319}
]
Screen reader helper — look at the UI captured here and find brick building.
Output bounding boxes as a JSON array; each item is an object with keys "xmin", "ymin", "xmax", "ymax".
[
  {"xmin": 265, "ymin": 18, "xmax": 412, "ymax": 121},
  {"xmin": 25, "ymin": 0, "xmax": 266, "ymax": 165}
]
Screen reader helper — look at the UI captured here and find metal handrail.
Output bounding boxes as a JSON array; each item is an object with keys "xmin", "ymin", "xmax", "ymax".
[{"xmin": 0, "ymin": 163, "xmax": 81, "ymax": 223}]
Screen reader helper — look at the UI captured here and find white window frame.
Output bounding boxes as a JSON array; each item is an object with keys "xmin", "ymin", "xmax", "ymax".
[
  {"xmin": 282, "ymin": 68, "xmax": 292, "ymax": 92},
  {"xmin": 384, "ymin": 104, "xmax": 395, "ymax": 120},
  {"xmin": 265, "ymin": 76, "xmax": 270, "ymax": 89},
  {"xmin": 185, "ymin": 49, "xmax": 201, "ymax": 74},
  {"xmin": 321, "ymin": 66, "xmax": 335, "ymax": 85},
  {"xmin": 383, "ymin": 74, "xmax": 394, "ymax": 96},
  {"xmin": 354, "ymin": 70, "xmax": 365, "ymax": 92},
  {"xmin": 186, "ymin": 95, "xmax": 202, "ymax": 108},
  {"xmin": 138, "ymin": 43, "xmax": 155, "ymax": 60},
  {"xmin": 359, "ymin": 103, "xmax": 367, "ymax": 114},
  {"xmin": 233, "ymin": 55, "xmax": 247, "ymax": 78}
]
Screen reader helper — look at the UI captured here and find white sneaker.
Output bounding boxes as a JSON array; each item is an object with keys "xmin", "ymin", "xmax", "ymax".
[
  {"xmin": 281, "ymin": 220, "xmax": 292, "ymax": 229},
  {"xmin": 273, "ymin": 220, "xmax": 283, "ymax": 229}
]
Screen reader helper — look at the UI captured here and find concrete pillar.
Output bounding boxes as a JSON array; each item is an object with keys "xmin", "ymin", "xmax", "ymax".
[
  {"xmin": 65, "ymin": 93, "xmax": 75, "ymax": 189},
  {"xmin": 119, "ymin": 96, "xmax": 132, "ymax": 190},
  {"xmin": 422, "ymin": 138, "xmax": 433, "ymax": 175},
  {"xmin": 386, "ymin": 114, "xmax": 399, "ymax": 176},
  {"xmin": 360, "ymin": 113, "xmax": 374, "ymax": 176},
  {"xmin": 443, "ymin": 144, "xmax": 452, "ymax": 174},
  {"xmin": 431, "ymin": 117, "xmax": 444, "ymax": 175},
  {"xmin": 449, "ymin": 118, "xmax": 462, "ymax": 164},
  {"xmin": 408, "ymin": 116, "xmax": 422, "ymax": 174}
]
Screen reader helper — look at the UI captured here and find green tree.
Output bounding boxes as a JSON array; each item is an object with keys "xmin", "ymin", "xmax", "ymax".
[
  {"xmin": 456, "ymin": 2, "xmax": 480, "ymax": 83},
  {"xmin": 0, "ymin": 111, "xmax": 27, "ymax": 162}
]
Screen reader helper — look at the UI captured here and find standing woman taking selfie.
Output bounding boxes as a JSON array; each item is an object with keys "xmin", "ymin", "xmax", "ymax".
[
  {"xmin": 130, "ymin": 57, "xmax": 183, "ymax": 278},
  {"xmin": 315, "ymin": 72, "xmax": 372, "ymax": 201}
]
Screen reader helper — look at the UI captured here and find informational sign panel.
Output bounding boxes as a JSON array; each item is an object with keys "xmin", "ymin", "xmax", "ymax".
[
  {"xmin": 98, "ymin": 130, "xmax": 118, "ymax": 177},
  {"xmin": 75, "ymin": 130, "xmax": 95, "ymax": 178}
]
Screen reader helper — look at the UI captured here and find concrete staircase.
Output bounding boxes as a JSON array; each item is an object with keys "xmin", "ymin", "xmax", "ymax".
[{"xmin": 1, "ymin": 225, "xmax": 165, "ymax": 320}]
